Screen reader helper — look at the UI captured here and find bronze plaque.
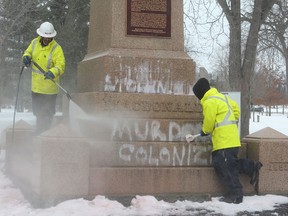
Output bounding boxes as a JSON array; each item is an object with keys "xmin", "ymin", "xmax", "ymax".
[{"xmin": 127, "ymin": 0, "xmax": 171, "ymax": 37}]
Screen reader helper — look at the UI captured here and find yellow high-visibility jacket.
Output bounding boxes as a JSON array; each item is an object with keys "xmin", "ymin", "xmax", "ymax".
[
  {"xmin": 23, "ymin": 36, "xmax": 65, "ymax": 94},
  {"xmin": 200, "ymin": 88, "xmax": 241, "ymax": 151}
]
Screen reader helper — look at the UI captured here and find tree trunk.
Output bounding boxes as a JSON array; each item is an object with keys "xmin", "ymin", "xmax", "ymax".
[
  {"xmin": 218, "ymin": 0, "xmax": 277, "ymax": 137},
  {"xmin": 240, "ymin": 22, "xmax": 262, "ymax": 136},
  {"xmin": 285, "ymin": 53, "xmax": 288, "ymax": 95},
  {"xmin": 240, "ymin": 0, "xmax": 276, "ymax": 137},
  {"xmin": 228, "ymin": 1, "xmax": 242, "ymax": 91}
]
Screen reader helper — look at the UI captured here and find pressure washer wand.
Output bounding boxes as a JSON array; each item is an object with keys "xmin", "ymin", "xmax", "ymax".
[
  {"xmin": 185, "ymin": 133, "xmax": 201, "ymax": 143},
  {"xmin": 31, "ymin": 61, "xmax": 72, "ymax": 100}
]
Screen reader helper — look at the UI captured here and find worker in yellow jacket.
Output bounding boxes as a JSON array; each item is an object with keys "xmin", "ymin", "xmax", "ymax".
[
  {"xmin": 192, "ymin": 78, "xmax": 262, "ymax": 204},
  {"xmin": 22, "ymin": 21, "xmax": 65, "ymax": 134}
]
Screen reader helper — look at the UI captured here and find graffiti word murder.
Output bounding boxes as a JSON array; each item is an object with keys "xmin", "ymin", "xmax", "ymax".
[
  {"xmin": 112, "ymin": 120, "xmax": 201, "ymax": 142},
  {"xmin": 119, "ymin": 143, "xmax": 212, "ymax": 166},
  {"xmin": 127, "ymin": 0, "xmax": 171, "ymax": 37}
]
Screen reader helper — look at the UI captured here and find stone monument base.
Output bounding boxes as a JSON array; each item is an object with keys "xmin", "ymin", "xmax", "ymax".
[
  {"xmin": 88, "ymin": 167, "xmax": 254, "ymax": 196},
  {"xmin": 8, "ymin": 94, "xmax": 286, "ymax": 208},
  {"xmin": 77, "ymin": 48, "xmax": 196, "ymax": 95},
  {"xmin": 6, "ymin": 116, "xmax": 278, "ymax": 208}
]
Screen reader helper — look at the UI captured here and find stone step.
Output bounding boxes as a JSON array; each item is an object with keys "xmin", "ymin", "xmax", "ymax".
[
  {"xmin": 89, "ymin": 167, "xmax": 254, "ymax": 196},
  {"xmin": 63, "ymin": 92, "xmax": 202, "ymax": 119}
]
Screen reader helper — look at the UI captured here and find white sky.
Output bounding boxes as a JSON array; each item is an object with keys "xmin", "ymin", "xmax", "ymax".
[
  {"xmin": 183, "ymin": 0, "xmax": 229, "ymax": 73},
  {"xmin": 0, "ymin": 108, "xmax": 288, "ymax": 215}
]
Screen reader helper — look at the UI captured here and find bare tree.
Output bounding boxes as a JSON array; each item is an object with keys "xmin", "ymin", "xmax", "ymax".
[
  {"xmin": 211, "ymin": 45, "xmax": 230, "ymax": 91},
  {"xmin": 0, "ymin": 0, "xmax": 90, "ymax": 111},
  {"xmin": 252, "ymin": 63, "xmax": 286, "ymax": 116},
  {"xmin": 184, "ymin": 0, "xmax": 227, "ymax": 71},
  {"xmin": 185, "ymin": 1, "xmax": 277, "ymax": 137},
  {"xmin": 45, "ymin": 0, "xmax": 90, "ymax": 95},
  {"xmin": 215, "ymin": 0, "xmax": 277, "ymax": 137},
  {"xmin": 0, "ymin": 0, "xmax": 42, "ymax": 110},
  {"xmin": 260, "ymin": 0, "xmax": 288, "ymax": 95}
]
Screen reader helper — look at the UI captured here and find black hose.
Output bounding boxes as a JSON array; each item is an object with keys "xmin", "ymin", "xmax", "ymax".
[{"xmin": 12, "ymin": 66, "xmax": 25, "ymax": 144}]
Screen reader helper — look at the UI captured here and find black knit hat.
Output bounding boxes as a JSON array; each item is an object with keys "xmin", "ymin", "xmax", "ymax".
[{"xmin": 193, "ymin": 78, "xmax": 210, "ymax": 100}]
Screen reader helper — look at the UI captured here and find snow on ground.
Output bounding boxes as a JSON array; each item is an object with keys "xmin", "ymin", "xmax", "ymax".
[
  {"xmin": 249, "ymin": 111, "xmax": 288, "ymax": 135},
  {"xmin": 0, "ymin": 108, "xmax": 288, "ymax": 216}
]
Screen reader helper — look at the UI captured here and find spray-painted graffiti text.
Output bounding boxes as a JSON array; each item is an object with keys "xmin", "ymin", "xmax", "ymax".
[{"xmin": 118, "ymin": 143, "xmax": 212, "ymax": 166}]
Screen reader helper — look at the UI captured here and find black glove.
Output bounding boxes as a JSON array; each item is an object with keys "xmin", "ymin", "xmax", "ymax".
[
  {"xmin": 200, "ymin": 130, "xmax": 209, "ymax": 136},
  {"xmin": 44, "ymin": 71, "xmax": 55, "ymax": 80},
  {"xmin": 23, "ymin": 56, "xmax": 31, "ymax": 67}
]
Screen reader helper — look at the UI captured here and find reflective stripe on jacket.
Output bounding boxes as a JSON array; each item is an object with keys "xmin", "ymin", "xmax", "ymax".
[
  {"xmin": 200, "ymin": 88, "xmax": 241, "ymax": 151},
  {"xmin": 23, "ymin": 36, "xmax": 65, "ymax": 94}
]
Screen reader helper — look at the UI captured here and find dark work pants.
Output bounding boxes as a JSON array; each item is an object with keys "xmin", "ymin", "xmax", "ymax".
[
  {"xmin": 32, "ymin": 92, "xmax": 57, "ymax": 134},
  {"xmin": 212, "ymin": 147, "xmax": 255, "ymax": 199}
]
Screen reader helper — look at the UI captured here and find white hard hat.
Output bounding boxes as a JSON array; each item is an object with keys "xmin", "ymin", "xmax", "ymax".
[{"xmin": 36, "ymin": 22, "xmax": 57, "ymax": 38}]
